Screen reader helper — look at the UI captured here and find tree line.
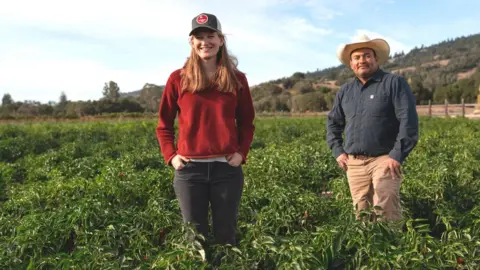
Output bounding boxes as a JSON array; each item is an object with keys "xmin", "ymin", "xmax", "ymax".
[
  {"xmin": 1, "ymin": 33, "xmax": 479, "ymax": 117},
  {"xmin": 253, "ymin": 33, "xmax": 480, "ymax": 112},
  {"xmin": 251, "ymin": 69, "xmax": 479, "ymax": 113},
  {"xmin": 0, "ymin": 81, "xmax": 164, "ymax": 120}
]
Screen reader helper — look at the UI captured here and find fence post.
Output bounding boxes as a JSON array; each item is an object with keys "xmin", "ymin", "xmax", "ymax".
[
  {"xmin": 444, "ymin": 99, "xmax": 448, "ymax": 117},
  {"xmin": 461, "ymin": 98, "xmax": 465, "ymax": 117},
  {"xmin": 428, "ymin": 100, "xmax": 432, "ymax": 117}
]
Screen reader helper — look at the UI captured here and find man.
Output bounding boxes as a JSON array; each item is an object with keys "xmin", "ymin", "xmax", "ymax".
[{"xmin": 326, "ymin": 34, "xmax": 419, "ymax": 222}]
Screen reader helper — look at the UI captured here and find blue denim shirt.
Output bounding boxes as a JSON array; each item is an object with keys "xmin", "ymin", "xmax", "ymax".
[{"xmin": 326, "ymin": 69, "xmax": 419, "ymax": 164}]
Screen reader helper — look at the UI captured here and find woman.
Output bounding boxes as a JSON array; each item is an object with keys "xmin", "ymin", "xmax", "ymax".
[{"xmin": 155, "ymin": 13, "xmax": 255, "ymax": 247}]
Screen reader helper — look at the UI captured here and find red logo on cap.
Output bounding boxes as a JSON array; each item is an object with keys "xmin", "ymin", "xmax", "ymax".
[{"xmin": 196, "ymin": 14, "xmax": 208, "ymax": 24}]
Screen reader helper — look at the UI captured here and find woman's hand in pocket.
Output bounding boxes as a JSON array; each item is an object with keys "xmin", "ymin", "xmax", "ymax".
[
  {"xmin": 227, "ymin": 152, "xmax": 243, "ymax": 167},
  {"xmin": 172, "ymin": 154, "xmax": 190, "ymax": 170}
]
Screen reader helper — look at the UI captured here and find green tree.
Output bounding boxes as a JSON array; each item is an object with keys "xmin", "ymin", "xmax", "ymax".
[
  {"xmin": 251, "ymin": 83, "xmax": 283, "ymax": 100},
  {"xmin": 138, "ymin": 83, "xmax": 164, "ymax": 112},
  {"xmin": 59, "ymin": 92, "xmax": 68, "ymax": 104},
  {"xmin": 292, "ymin": 72, "xmax": 305, "ymax": 80},
  {"xmin": 408, "ymin": 75, "xmax": 432, "ymax": 105},
  {"xmin": 2, "ymin": 93, "xmax": 13, "ymax": 106},
  {"xmin": 292, "ymin": 81, "xmax": 314, "ymax": 94},
  {"xmin": 291, "ymin": 92, "xmax": 328, "ymax": 112},
  {"xmin": 282, "ymin": 78, "xmax": 295, "ymax": 89},
  {"xmin": 433, "ymin": 78, "xmax": 477, "ymax": 104},
  {"xmin": 103, "ymin": 81, "xmax": 121, "ymax": 101},
  {"xmin": 17, "ymin": 103, "xmax": 40, "ymax": 116},
  {"xmin": 55, "ymin": 92, "xmax": 68, "ymax": 115}
]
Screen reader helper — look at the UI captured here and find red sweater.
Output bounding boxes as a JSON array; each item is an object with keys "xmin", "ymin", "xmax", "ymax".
[{"xmin": 156, "ymin": 69, "xmax": 255, "ymax": 165}]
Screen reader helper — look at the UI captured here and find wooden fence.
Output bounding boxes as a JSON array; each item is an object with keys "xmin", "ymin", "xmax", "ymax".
[
  {"xmin": 416, "ymin": 98, "xmax": 479, "ymax": 117},
  {"xmin": 254, "ymin": 99, "xmax": 480, "ymax": 119}
]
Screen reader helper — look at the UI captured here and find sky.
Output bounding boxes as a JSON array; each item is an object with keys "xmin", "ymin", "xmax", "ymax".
[{"xmin": 0, "ymin": 0, "xmax": 479, "ymax": 103}]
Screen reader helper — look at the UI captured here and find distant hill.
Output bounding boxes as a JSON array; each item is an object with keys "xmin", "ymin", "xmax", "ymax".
[
  {"xmin": 120, "ymin": 33, "xmax": 480, "ymax": 113},
  {"xmin": 252, "ymin": 33, "xmax": 480, "ymax": 112},
  {"xmin": 120, "ymin": 90, "xmax": 142, "ymax": 98},
  {"xmin": 10, "ymin": 32, "xmax": 474, "ymax": 120}
]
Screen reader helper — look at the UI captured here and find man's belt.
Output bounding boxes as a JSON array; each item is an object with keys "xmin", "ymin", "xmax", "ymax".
[{"xmin": 351, "ymin": 154, "xmax": 370, "ymax": 160}]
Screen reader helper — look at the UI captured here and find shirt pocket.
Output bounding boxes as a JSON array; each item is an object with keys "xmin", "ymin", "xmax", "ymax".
[
  {"xmin": 365, "ymin": 94, "xmax": 390, "ymax": 116},
  {"xmin": 341, "ymin": 97, "xmax": 356, "ymax": 120}
]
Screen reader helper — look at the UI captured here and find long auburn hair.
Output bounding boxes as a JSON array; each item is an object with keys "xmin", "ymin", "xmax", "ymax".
[{"xmin": 181, "ymin": 32, "xmax": 242, "ymax": 93}]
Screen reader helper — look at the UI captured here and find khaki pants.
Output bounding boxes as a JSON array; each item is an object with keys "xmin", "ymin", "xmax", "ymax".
[{"xmin": 346, "ymin": 154, "xmax": 402, "ymax": 222}]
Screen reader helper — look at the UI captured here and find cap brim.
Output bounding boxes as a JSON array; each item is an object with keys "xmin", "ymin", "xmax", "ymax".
[{"xmin": 189, "ymin": 26, "xmax": 221, "ymax": 36}]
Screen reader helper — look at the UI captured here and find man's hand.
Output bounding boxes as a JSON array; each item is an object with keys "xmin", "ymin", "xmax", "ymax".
[
  {"xmin": 171, "ymin": 154, "xmax": 190, "ymax": 170},
  {"xmin": 336, "ymin": 153, "xmax": 349, "ymax": 171},
  {"xmin": 383, "ymin": 158, "xmax": 401, "ymax": 179},
  {"xmin": 227, "ymin": 152, "xmax": 243, "ymax": 167}
]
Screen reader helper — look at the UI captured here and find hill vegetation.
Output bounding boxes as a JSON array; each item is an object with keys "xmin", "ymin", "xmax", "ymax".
[
  {"xmin": 1, "ymin": 33, "xmax": 479, "ymax": 119},
  {"xmin": 253, "ymin": 33, "xmax": 480, "ymax": 112}
]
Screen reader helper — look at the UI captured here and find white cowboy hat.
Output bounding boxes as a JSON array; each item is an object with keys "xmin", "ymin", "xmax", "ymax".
[{"xmin": 336, "ymin": 34, "xmax": 390, "ymax": 67}]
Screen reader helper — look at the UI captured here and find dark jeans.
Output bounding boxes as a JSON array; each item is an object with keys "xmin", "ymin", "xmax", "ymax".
[{"xmin": 173, "ymin": 161, "xmax": 244, "ymax": 245}]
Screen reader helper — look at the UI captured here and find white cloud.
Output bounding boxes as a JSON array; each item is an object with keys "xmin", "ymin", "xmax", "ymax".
[
  {"xmin": 0, "ymin": 44, "xmax": 178, "ymax": 102},
  {"xmin": 1, "ymin": 0, "xmax": 342, "ymax": 103},
  {"xmin": 282, "ymin": 18, "xmax": 332, "ymax": 40},
  {"xmin": 376, "ymin": 18, "xmax": 480, "ymax": 49},
  {"xmin": 0, "ymin": 0, "xmax": 198, "ymax": 40},
  {"xmin": 350, "ymin": 29, "xmax": 410, "ymax": 55},
  {"xmin": 305, "ymin": 1, "xmax": 343, "ymax": 20},
  {"xmin": 1, "ymin": 0, "xmax": 477, "ymax": 103}
]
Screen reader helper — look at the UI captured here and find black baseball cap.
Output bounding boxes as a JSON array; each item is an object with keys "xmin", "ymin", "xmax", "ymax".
[{"xmin": 189, "ymin": 13, "xmax": 222, "ymax": 36}]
